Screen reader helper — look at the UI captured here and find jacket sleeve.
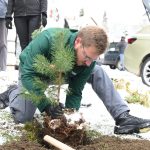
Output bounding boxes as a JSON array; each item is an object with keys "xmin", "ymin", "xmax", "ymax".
[
  {"xmin": 41, "ymin": 0, "xmax": 47, "ymax": 14},
  {"xmin": 19, "ymin": 30, "xmax": 51, "ymax": 112},
  {"xmin": 6, "ymin": 0, "xmax": 14, "ymax": 18},
  {"xmin": 65, "ymin": 63, "xmax": 96, "ymax": 110}
]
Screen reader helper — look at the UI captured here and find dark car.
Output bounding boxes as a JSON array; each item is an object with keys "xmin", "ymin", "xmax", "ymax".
[{"xmin": 102, "ymin": 42, "xmax": 120, "ymax": 69}]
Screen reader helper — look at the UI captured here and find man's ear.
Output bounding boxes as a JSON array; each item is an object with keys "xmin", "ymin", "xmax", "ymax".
[{"xmin": 74, "ymin": 37, "xmax": 81, "ymax": 48}]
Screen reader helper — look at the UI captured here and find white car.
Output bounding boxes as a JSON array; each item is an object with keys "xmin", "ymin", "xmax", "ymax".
[
  {"xmin": 124, "ymin": 0, "xmax": 150, "ymax": 87},
  {"xmin": 124, "ymin": 26, "xmax": 150, "ymax": 86}
]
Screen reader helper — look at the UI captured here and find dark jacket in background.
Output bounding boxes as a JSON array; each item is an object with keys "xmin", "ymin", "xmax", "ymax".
[
  {"xmin": 116, "ymin": 40, "xmax": 127, "ymax": 54},
  {"xmin": 5, "ymin": 0, "xmax": 47, "ymax": 50},
  {"xmin": 6, "ymin": 0, "xmax": 47, "ymax": 18}
]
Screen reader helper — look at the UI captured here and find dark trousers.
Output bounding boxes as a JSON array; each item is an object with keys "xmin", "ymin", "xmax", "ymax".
[{"xmin": 14, "ymin": 15, "xmax": 41, "ymax": 50}]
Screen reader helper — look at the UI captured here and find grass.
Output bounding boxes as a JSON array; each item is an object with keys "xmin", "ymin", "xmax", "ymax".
[
  {"xmin": 125, "ymin": 90, "xmax": 150, "ymax": 107},
  {"xmin": 112, "ymin": 78, "xmax": 150, "ymax": 107},
  {"xmin": 0, "ymin": 132, "xmax": 20, "ymax": 143},
  {"xmin": 0, "ymin": 110, "xmax": 23, "ymax": 144},
  {"xmin": 0, "ymin": 111, "xmax": 12, "ymax": 120}
]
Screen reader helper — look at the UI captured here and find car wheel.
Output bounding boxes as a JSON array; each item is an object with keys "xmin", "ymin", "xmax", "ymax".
[
  {"xmin": 110, "ymin": 65, "xmax": 116, "ymax": 69},
  {"xmin": 141, "ymin": 58, "xmax": 150, "ymax": 87}
]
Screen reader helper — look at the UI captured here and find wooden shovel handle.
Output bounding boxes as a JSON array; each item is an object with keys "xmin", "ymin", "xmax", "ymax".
[{"xmin": 43, "ymin": 135, "xmax": 76, "ymax": 150}]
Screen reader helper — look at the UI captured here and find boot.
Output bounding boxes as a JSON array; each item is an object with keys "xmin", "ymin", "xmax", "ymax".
[
  {"xmin": 114, "ymin": 111, "xmax": 150, "ymax": 134},
  {"xmin": 0, "ymin": 84, "xmax": 18, "ymax": 109}
]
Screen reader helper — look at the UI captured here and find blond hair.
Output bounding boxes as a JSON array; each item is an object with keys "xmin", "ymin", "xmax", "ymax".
[{"xmin": 77, "ymin": 26, "xmax": 108, "ymax": 54}]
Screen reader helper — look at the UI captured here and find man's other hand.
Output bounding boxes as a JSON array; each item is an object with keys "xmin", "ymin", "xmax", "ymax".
[{"xmin": 44, "ymin": 103, "xmax": 64, "ymax": 119}]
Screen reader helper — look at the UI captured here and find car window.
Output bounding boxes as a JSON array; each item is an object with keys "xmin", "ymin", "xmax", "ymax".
[
  {"xmin": 109, "ymin": 42, "xmax": 118, "ymax": 51},
  {"xmin": 109, "ymin": 42, "xmax": 116, "ymax": 48}
]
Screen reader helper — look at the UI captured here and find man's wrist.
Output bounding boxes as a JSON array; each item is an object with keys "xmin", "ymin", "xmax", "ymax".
[{"xmin": 5, "ymin": 17, "xmax": 12, "ymax": 21}]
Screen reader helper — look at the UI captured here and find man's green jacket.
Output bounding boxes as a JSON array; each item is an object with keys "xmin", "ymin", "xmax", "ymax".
[{"xmin": 19, "ymin": 28, "xmax": 96, "ymax": 112}]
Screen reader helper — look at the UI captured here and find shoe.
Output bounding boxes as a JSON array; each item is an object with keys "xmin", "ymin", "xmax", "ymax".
[
  {"xmin": 114, "ymin": 111, "xmax": 150, "ymax": 134},
  {"xmin": 120, "ymin": 68, "xmax": 125, "ymax": 71},
  {"xmin": 0, "ymin": 84, "xmax": 17, "ymax": 109}
]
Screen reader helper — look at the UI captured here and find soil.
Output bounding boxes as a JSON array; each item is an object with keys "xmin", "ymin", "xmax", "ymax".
[
  {"xmin": 1, "ymin": 134, "xmax": 150, "ymax": 150},
  {"xmin": 1, "ymin": 116, "xmax": 150, "ymax": 150}
]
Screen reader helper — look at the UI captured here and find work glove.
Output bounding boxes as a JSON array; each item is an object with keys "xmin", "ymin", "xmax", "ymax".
[
  {"xmin": 5, "ymin": 17, "xmax": 12, "ymax": 29},
  {"xmin": 42, "ymin": 12, "xmax": 47, "ymax": 27},
  {"xmin": 44, "ymin": 103, "xmax": 64, "ymax": 119}
]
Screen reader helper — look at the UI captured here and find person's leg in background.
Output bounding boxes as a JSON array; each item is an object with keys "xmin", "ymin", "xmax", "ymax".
[
  {"xmin": 119, "ymin": 54, "xmax": 125, "ymax": 71},
  {"xmin": 14, "ymin": 17, "xmax": 29, "ymax": 50},
  {"xmin": 28, "ymin": 15, "xmax": 41, "ymax": 42},
  {"xmin": 0, "ymin": 19, "xmax": 7, "ymax": 71}
]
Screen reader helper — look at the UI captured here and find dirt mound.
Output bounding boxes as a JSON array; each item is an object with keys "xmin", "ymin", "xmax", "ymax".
[
  {"xmin": 1, "ymin": 116, "xmax": 150, "ymax": 150},
  {"xmin": 1, "ymin": 134, "xmax": 150, "ymax": 150}
]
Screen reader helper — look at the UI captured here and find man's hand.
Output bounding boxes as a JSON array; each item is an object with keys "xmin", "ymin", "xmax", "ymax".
[
  {"xmin": 42, "ymin": 13, "xmax": 47, "ymax": 27},
  {"xmin": 44, "ymin": 103, "xmax": 64, "ymax": 119},
  {"xmin": 5, "ymin": 17, "xmax": 12, "ymax": 29}
]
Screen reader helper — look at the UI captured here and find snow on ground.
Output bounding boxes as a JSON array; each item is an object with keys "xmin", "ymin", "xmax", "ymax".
[{"xmin": 0, "ymin": 65, "xmax": 150, "ymax": 145}]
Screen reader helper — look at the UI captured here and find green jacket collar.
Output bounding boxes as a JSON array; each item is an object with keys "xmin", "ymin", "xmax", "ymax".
[{"xmin": 68, "ymin": 30, "xmax": 78, "ymax": 50}]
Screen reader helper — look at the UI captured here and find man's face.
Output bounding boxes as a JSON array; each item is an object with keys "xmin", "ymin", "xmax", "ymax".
[{"xmin": 74, "ymin": 37, "xmax": 99, "ymax": 66}]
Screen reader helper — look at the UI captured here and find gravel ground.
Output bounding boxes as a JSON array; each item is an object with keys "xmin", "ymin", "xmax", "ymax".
[{"xmin": 0, "ymin": 66, "xmax": 150, "ymax": 145}]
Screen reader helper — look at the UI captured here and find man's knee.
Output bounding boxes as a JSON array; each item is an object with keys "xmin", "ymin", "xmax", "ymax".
[{"xmin": 11, "ymin": 109, "xmax": 34, "ymax": 123}]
